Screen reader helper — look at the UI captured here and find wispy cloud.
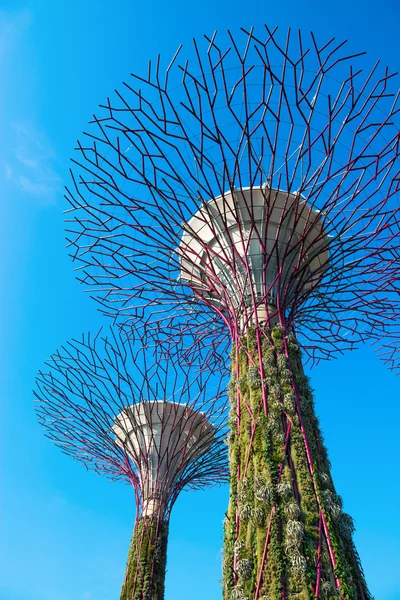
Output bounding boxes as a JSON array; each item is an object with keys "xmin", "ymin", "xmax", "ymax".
[
  {"xmin": 0, "ymin": 10, "xmax": 62, "ymax": 203},
  {"xmin": 4, "ymin": 121, "xmax": 62, "ymax": 202},
  {"xmin": 4, "ymin": 163, "xmax": 12, "ymax": 180},
  {"xmin": 47, "ymin": 491, "xmax": 69, "ymax": 511},
  {"xmin": 0, "ymin": 8, "xmax": 32, "ymax": 66}
]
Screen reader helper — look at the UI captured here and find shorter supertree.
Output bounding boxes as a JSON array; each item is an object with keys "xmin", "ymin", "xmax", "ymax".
[{"xmin": 34, "ymin": 327, "xmax": 228, "ymax": 600}]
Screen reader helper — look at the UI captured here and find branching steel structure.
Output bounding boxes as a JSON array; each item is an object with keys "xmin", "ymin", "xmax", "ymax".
[
  {"xmin": 35, "ymin": 327, "xmax": 228, "ymax": 600},
  {"xmin": 63, "ymin": 26, "xmax": 400, "ymax": 599}
]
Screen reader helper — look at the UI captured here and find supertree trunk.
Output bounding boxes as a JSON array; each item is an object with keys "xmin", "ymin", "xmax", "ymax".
[
  {"xmin": 223, "ymin": 326, "xmax": 371, "ymax": 600},
  {"xmin": 120, "ymin": 516, "xmax": 169, "ymax": 600}
]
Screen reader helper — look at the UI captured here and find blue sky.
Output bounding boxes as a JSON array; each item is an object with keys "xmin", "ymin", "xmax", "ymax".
[{"xmin": 0, "ymin": 1, "xmax": 399, "ymax": 599}]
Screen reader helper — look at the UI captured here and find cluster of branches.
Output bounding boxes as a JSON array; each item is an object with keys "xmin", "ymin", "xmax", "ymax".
[
  {"xmin": 64, "ymin": 26, "xmax": 400, "ymax": 368},
  {"xmin": 35, "ymin": 326, "xmax": 229, "ymax": 515}
]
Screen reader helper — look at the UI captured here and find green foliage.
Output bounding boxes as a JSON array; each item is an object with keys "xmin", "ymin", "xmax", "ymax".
[
  {"xmin": 120, "ymin": 517, "xmax": 168, "ymax": 600},
  {"xmin": 222, "ymin": 326, "xmax": 371, "ymax": 600},
  {"xmin": 247, "ymin": 366, "xmax": 262, "ymax": 389}
]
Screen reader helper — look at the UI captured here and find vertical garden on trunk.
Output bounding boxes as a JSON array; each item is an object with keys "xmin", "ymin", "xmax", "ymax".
[
  {"xmin": 120, "ymin": 517, "xmax": 169, "ymax": 600},
  {"xmin": 223, "ymin": 326, "xmax": 371, "ymax": 600}
]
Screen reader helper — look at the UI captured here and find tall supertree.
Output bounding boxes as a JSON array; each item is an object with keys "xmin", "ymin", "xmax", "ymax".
[
  {"xmin": 34, "ymin": 327, "xmax": 228, "ymax": 600},
  {"xmin": 64, "ymin": 27, "xmax": 400, "ymax": 599}
]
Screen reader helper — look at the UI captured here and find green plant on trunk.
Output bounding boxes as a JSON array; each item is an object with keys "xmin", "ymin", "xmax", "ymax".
[
  {"xmin": 223, "ymin": 326, "xmax": 371, "ymax": 600},
  {"xmin": 120, "ymin": 516, "xmax": 169, "ymax": 600}
]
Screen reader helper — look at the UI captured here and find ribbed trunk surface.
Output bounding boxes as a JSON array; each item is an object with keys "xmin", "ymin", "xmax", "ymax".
[
  {"xmin": 120, "ymin": 516, "xmax": 169, "ymax": 600},
  {"xmin": 222, "ymin": 326, "xmax": 371, "ymax": 600}
]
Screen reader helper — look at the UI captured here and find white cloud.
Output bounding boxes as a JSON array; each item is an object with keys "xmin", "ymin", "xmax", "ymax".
[
  {"xmin": 4, "ymin": 163, "xmax": 12, "ymax": 179},
  {"xmin": 47, "ymin": 492, "xmax": 68, "ymax": 510},
  {"xmin": 0, "ymin": 11, "xmax": 62, "ymax": 203},
  {"xmin": 5, "ymin": 121, "xmax": 62, "ymax": 202},
  {"xmin": 0, "ymin": 8, "xmax": 32, "ymax": 65}
]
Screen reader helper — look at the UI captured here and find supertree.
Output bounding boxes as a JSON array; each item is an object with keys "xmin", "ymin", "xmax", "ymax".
[
  {"xmin": 34, "ymin": 326, "xmax": 228, "ymax": 600},
  {"xmin": 64, "ymin": 26, "xmax": 400, "ymax": 599}
]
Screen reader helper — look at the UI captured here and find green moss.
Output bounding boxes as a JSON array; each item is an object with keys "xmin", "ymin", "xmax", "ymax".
[
  {"xmin": 222, "ymin": 326, "xmax": 371, "ymax": 600},
  {"xmin": 120, "ymin": 516, "xmax": 168, "ymax": 600}
]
